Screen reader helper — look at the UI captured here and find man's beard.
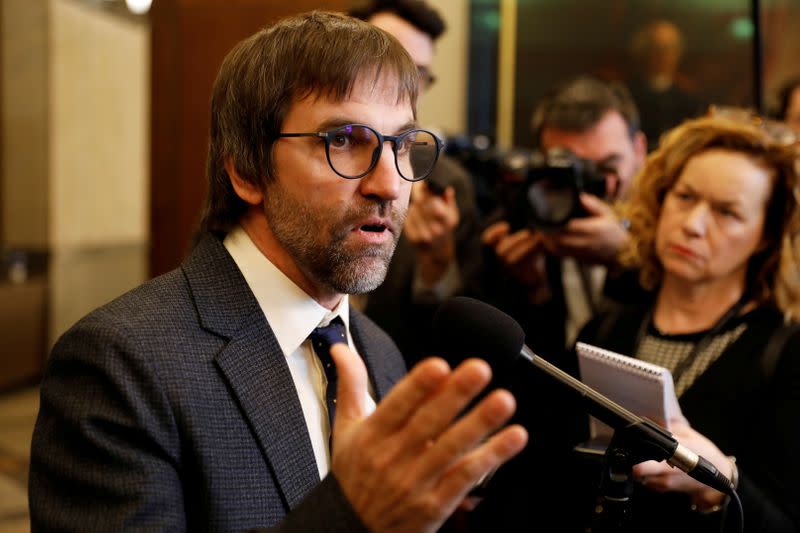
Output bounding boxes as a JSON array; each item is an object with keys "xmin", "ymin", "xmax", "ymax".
[{"xmin": 263, "ymin": 182, "xmax": 406, "ymax": 295}]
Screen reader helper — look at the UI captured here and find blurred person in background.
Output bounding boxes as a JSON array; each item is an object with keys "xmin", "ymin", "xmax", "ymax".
[
  {"xmin": 481, "ymin": 75, "xmax": 647, "ymax": 360},
  {"xmin": 576, "ymin": 115, "xmax": 800, "ymax": 532},
  {"xmin": 628, "ymin": 19, "xmax": 706, "ymax": 148},
  {"xmin": 469, "ymin": 75, "xmax": 647, "ymax": 532},
  {"xmin": 351, "ymin": 0, "xmax": 483, "ymax": 369},
  {"xmin": 774, "ymin": 76, "xmax": 800, "ymax": 136}
]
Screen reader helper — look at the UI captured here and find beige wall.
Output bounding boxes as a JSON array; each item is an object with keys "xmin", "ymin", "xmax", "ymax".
[
  {"xmin": 417, "ymin": 0, "xmax": 469, "ymax": 136},
  {"xmin": 50, "ymin": 0, "xmax": 149, "ymax": 248},
  {"xmin": 1, "ymin": 0, "xmax": 49, "ymax": 248},
  {"xmin": 3, "ymin": 0, "xmax": 467, "ymax": 342},
  {"xmin": 1, "ymin": 0, "xmax": 150, "ymax": 343},
  {"xmin": 48, "ymin": 0, "xmax": 150, "ymax": 340}
]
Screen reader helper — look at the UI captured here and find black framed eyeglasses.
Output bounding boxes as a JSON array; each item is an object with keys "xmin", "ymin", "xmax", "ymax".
[{"xmin": 276, "ymin": 123, "xmax": 443, "ymax": 182}]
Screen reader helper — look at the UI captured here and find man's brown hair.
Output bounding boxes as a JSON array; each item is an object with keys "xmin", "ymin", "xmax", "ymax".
[{"xmin": 200, "ymin": 11, "xmax": 420, "ymax": 233}]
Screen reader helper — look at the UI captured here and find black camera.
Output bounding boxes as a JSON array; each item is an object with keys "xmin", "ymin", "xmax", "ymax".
[{"xmin": 499, "ymin": 147, "xmax": 608, "ymax": 231}]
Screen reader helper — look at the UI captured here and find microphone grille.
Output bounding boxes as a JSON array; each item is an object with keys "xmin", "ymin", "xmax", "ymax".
[{"xmin": 432, "ymin": 297, "xmax": 526, "ymax": 374}]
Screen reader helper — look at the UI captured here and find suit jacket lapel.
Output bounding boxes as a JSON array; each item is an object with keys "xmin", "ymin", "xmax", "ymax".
[
  {"xmin": 349, "ymin": 309, "xmax": 405, "ymax": 400},
  {"xmin": 215, "ymin": 315, "xmax": 321, "ymax": 509},
  {"xmin": 183, "ymin": 234, "xmax": 320, "ymax": 510}
]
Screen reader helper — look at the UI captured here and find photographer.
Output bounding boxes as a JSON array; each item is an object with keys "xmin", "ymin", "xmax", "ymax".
[
  {"xmin": 481, "ymin": 75, "xmax": 648, "ymax": 358},
  {"xmin": 352, "ymin": 0, "xmax": 483, "ymax": 369},
  {"xmin": 465, "ymin": 76, "xmax": 647, "ymax": 532},
  {"xmin": 774, "ymin": 76, "xmax": 800, "ymax": 136}
]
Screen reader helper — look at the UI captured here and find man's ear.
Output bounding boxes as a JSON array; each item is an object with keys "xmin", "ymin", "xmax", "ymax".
[{"xmin": 225, "ymin": 157, "xmax": 264, "ymax": 206}]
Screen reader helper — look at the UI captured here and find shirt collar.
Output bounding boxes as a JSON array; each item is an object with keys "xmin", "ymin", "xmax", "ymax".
[{"xmin": 223, "ymin": 225, "xmax": 350, "ymax": 356}]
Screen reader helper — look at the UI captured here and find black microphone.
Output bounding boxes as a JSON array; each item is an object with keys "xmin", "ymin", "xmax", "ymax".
[{"xmin": 433, "ymin": 296, "xmax": 735, "ymax": 496}]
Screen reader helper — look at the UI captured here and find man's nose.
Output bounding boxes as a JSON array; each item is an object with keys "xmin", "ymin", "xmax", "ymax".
[{"xmin": 358, "ymin": 144, "xmax": 403, "ymax": 201}]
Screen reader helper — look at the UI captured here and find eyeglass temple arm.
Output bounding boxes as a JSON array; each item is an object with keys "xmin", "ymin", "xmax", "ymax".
[{"xmin": 276, "ymin": 132, "xmax": 327, "ymax": 138}]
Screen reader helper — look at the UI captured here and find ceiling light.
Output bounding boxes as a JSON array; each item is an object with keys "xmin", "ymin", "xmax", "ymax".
[{"xmin": 125, "ymin": 0, "xmax": 152, "ymax": 15}]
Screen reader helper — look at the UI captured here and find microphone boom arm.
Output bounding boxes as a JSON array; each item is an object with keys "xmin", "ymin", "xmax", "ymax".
[{"xmin": 521, "ymin": 346, "xmax": 729, "ymax": 492}]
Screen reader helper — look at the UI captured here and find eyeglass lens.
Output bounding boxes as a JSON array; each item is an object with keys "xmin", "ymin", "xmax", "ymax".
[{"xmin": 327, "ymin": 125, "xmax": 438, "ymax": 181}]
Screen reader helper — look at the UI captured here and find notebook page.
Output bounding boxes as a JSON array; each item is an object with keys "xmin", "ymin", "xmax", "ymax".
[{"xmin": 576, "ymin": 342, "xmax": 685, "ymax": 441}]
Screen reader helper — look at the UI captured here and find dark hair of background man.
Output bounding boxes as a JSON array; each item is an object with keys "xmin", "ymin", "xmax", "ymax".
[
  {"xmin": 349, "ymin": 0, "xmax": 445, "ymax": 41},
  {"xmin": 530, "ymin": 75, "xmax": 641, "ymax": 147}
]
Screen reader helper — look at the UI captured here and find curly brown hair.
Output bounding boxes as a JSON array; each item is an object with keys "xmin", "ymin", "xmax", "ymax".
[{"xmin": 619, "ymin": 115, "xmax": 800, "ymax": 316}]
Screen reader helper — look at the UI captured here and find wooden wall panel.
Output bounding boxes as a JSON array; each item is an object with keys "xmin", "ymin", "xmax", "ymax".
[{"xmin": 150, "ymin": 0, "xmax": 350, "ymax": 276}]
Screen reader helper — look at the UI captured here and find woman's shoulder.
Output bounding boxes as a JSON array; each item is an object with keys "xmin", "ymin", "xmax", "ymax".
[{"xmin": 739, "ymin": 305, "xmax": 800, "ymax": 379}]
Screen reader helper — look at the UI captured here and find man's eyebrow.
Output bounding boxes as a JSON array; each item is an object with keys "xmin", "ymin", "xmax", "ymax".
[
  {"xmin": 596, "ymin": 153, "xmax": 622, "ymax": 166},
  {"xmin": 312, "ymin": 118, "xmax": 419, "ymax": 134},
  {"xmin": 313, "ymin": 117, "xmax": 356, "ymax": 131},
  {"xmin": 395, "ymin": 121, "xmax": 419, "ymax": 134}
]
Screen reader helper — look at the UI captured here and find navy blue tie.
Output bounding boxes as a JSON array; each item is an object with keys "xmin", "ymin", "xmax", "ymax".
[{"xmin": 309, "ymin": 316, "xmax": 347, "ymax": 445}]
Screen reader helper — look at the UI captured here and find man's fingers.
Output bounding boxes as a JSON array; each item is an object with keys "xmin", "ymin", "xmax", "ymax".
[
  {"xmin": 365, "ymin": 357, "xmax": 452, "ymax": 433},
  {"xmin": 481, "ymin": 221, "xmax": 510, "ymax": 246},
  {"xmin": 406, "ymin": 188, "xmax": 458, "ymax": 246},
  {"xmin": 419, "ymin": 194, "xmax": 459, "ymax": 228},
  {"xmin": 394, "ymin": 359, "xmax": 493, "ymax": 455},
  {"xmin": 404, "ymin": 213, "xmax": 432, "ymax": 244},
  {"xmin": 434, "ymin": 423, "xmax": 528, "ymax": 506},
  {"xmin": 504, "ymin": 235, "xmax": 541, "ymax": 265},
  {"xmin": 579, "ymin": 193, "xmax": 613, "ymax": 216},
  {"xmin": 410, "ymin": 180, "xmax": 428, "ymax": 203},
  {"xmin": 442, "ymin": 186, "xmax": 457, "ymax": 206},
  {"xmin": 412, "ymin": 388, "xmax": 518, "ymax": 482},
  {"xmin": 494, "ymin": 229, "xmax": 534, "ymax": 260}
]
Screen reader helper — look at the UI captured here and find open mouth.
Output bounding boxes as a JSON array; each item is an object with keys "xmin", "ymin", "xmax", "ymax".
[{"xmin": 360, "ymin": 223, "xmax": 388, "ymax": 233}]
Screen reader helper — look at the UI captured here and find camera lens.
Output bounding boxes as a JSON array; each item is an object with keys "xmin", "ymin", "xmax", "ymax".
[{"xmin": 527, "ymin": 175, "xmax": 579, "ymax": 227}]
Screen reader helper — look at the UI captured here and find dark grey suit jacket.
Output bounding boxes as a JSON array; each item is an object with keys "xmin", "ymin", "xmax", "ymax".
[{"xmin": 29, "ymin": 234, "xmax": 407, "ymax": 532}]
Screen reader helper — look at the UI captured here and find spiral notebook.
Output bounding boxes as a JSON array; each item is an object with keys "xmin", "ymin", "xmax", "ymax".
[{"xmin": 576, "ymin": 342, "xmax": 685, "ymax": 445}]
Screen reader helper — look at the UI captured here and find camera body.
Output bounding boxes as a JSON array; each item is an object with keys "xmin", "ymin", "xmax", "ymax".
[
  {"xmin": 500, "ymin": 147, "xmax": 608, "ymax": 231},
  {"xmin": 442, "ymin": 135, "xmax": 609, "ymax": 229}
]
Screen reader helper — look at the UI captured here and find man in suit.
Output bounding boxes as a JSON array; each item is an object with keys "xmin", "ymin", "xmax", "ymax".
[
  {"xmin": 471, "ymin": 76, "xmax": 648, "ymax": 532},
  {"xmin": 28, "ymin": 12, "xmax": 527, "ymax": 531},
  {"xmin": 481, "ymin": 76, "xmax": 648, "ymax": 358},
  {"xmin": 350, "ymin": 0, "xmax": 483, "ymax": 369}
]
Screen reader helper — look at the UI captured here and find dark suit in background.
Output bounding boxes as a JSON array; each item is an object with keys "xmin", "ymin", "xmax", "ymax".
[
  {"xmin": 29, "ymin": 235, "xmax": 405, "ymax": 531},
  {"xmin": 365, "ymin": 154, "xmax": 482, "ymax": 368},
  {"xmin": 574, "ymin": 303, "xmax": 800, "ymax": 532}
]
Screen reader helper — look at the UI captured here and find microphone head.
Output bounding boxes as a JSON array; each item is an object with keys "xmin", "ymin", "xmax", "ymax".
[{"xmin": 432, "ymin": 296, "xmax": 526, "ymax": 376}]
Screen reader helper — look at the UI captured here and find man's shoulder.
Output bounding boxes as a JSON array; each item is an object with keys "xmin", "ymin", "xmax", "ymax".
[
  {"xmin": 56, "ymin": 267, "xmax": 197, "ymax": 350},
  {"xmin": 64, "ymin": 232, "xmax": 248, "ymax": 342},
  {"xmin": 54, "ymin": 234, "xmax": 240, "ymax": 353}
]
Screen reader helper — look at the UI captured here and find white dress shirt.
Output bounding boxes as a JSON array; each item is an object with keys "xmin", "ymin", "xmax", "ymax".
[
  {"xmin": 562, "ymin": 258, "xmax": 607, "ymax": 348},
  {"xmin": 224, "ymin": 225, "xmax": 376, "ymax": 478}
]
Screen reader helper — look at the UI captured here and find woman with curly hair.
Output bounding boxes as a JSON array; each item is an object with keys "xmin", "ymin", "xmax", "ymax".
[{"xmin": 575, "ymin": 114, "xmax": 800, "ymax": 532}]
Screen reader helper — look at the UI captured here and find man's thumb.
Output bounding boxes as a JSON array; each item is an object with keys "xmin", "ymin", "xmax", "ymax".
[
  {"xmin": 579, "ymin": 192, "xmax": 612, "ymax": 215},
  {"xmin": 330, "ymin": 343, "xmax": 369, "ymax": 428}
]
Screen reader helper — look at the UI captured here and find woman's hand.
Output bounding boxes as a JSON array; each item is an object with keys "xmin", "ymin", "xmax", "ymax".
[{"xmin": 632, "ymin": 421, "xmax": 734, "ymax": 511}]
